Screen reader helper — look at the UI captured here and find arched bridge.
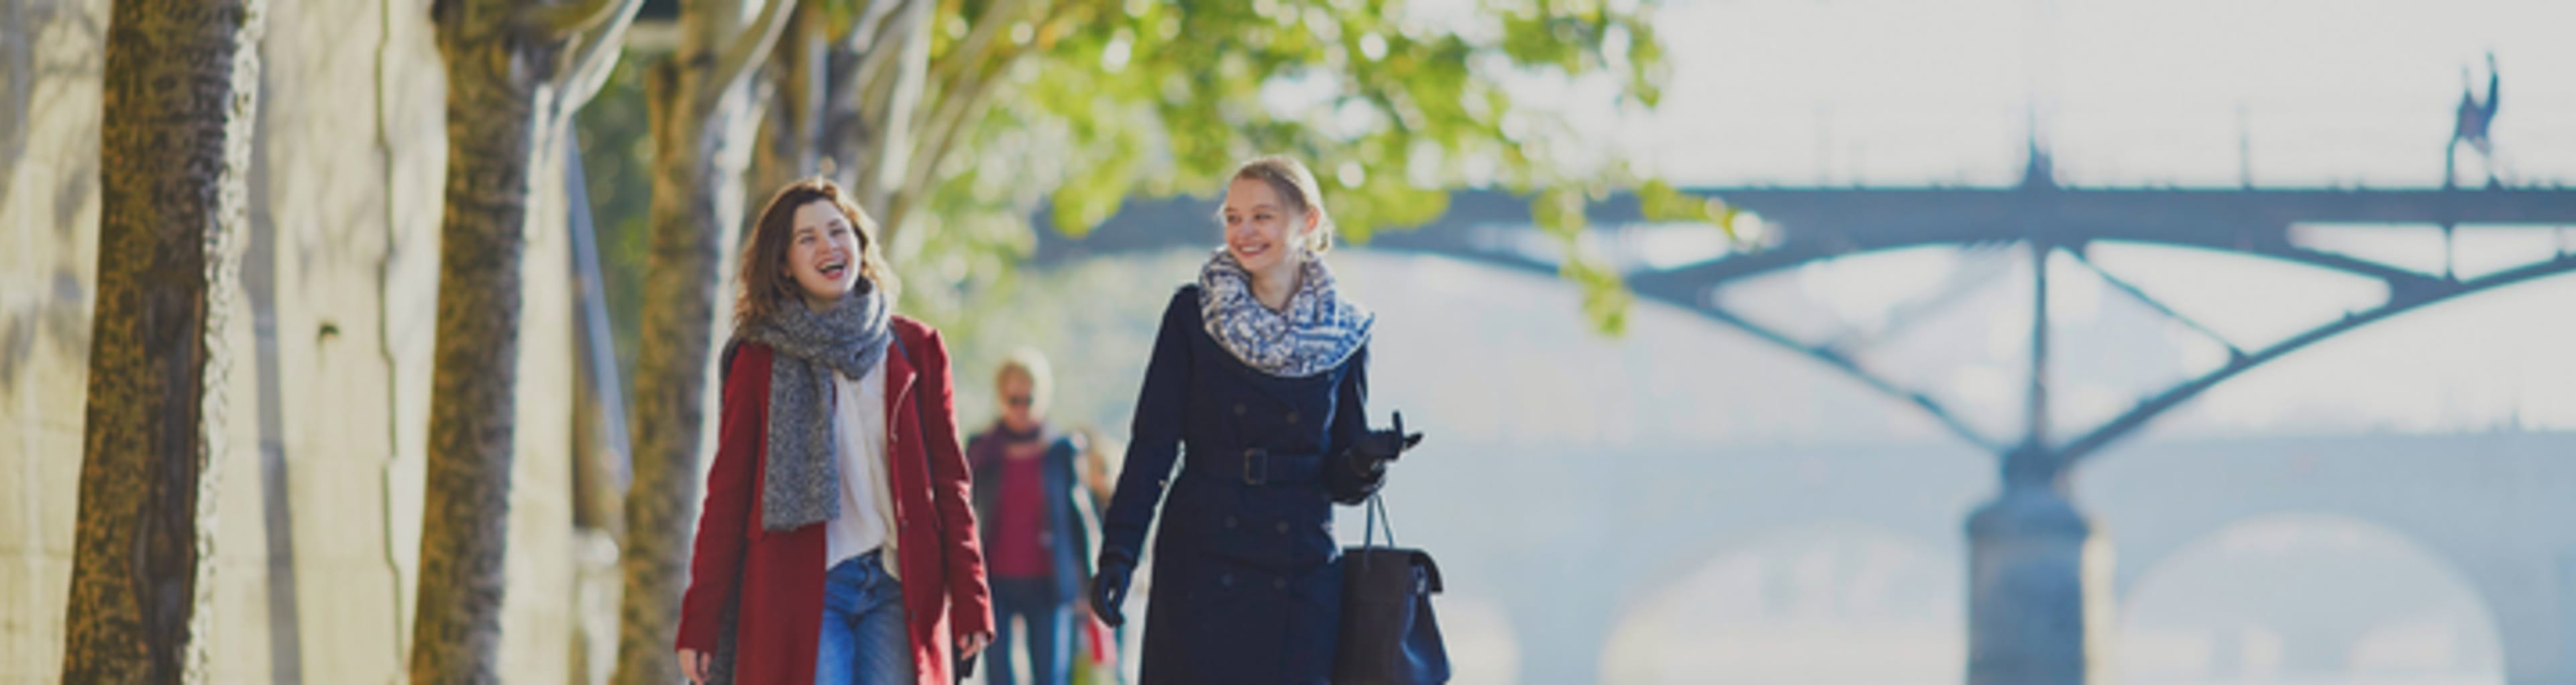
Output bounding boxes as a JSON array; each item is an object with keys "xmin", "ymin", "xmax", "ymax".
[{"xmin": 1027, "ymin": 169, "xmax": 2576, "ymax": 684}]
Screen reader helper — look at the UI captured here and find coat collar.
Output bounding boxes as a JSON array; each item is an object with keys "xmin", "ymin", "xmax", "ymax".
[{"xmin": 881, "ymin": 317, "xmax": 922, "ymax": 419}]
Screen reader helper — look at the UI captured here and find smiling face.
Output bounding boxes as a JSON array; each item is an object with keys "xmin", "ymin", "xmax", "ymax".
[
  {"xmin": 784, "ymin": 199, "xmax": 864, "ymax": 309},
  {"xmin": 1221, "ymin": 176, "xmax": 1318, "ymax": 278}
]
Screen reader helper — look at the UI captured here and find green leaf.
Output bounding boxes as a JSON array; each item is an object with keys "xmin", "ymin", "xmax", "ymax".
[{"xmin": 602, "ymin": 0, "xmax": 1695, "ymax": 337}]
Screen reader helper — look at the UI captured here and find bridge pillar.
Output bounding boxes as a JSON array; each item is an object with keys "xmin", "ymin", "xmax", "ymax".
[
  {"xmin": 1506, "ymin": 575, "xmax": 1616, "ymax": 684},
  {"xmin": 2512, "ymin": 551, "xmax": 2576, "ymax": 685},
  {"xmin": 1966, "ymin": 458, "xmax": 2112, "ymax": 685}
]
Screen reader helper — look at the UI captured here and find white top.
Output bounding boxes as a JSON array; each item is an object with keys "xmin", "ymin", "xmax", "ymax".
[{"xmin": 826, "ymin": 362, "xmax": 901, "ymax": 578}]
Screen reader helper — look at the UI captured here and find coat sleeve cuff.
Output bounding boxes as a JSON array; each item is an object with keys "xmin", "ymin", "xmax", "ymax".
[
  {"xmin": 952, "ymin": 601, "xmax": 996, "ymax": 637},
  {"xmin": 675, "ymin": 613, "xmax": 716, "ymax": 653},
  {"xmin": 1330, "ymin": 450, "xmax": 1387, "ymax": 504}
]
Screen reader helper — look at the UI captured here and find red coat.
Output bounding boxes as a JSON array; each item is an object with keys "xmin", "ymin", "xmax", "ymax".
[{"xmin": 676, "ymin": 317, "xmax": 994, "ymax": 685}]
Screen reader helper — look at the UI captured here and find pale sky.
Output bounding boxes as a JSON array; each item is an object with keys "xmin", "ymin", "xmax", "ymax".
[
  {"xmin": 1268, "ymin": 8, "xmax": 2575, "ymax": 680},
  {"xmin": 1620, "ymin": 0, "xmax": 2576, "ymax": 187},
  {"xmin": 1575, "ymin": 0, "xmax": 2576, "ymax": 439}
]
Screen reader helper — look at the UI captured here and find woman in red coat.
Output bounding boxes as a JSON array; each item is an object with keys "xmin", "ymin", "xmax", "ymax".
[{"xmin": 676, "ymin": 178, "xmax": 995, "ymax": 684}]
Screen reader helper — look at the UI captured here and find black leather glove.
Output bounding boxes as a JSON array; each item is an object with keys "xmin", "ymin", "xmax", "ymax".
[
  {"xmin": 1348, "ymin": 411, "xmax": 1426, "ymax": 477},
  {"xmin": 1091, "ymin": 549, "xmax": 1136, "ymax": 627}
]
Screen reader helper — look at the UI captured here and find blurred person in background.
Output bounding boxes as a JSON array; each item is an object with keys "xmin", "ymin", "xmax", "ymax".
[{"xmin": 967, "ymin": 350, "xmax": 1095, "ymax": 685}]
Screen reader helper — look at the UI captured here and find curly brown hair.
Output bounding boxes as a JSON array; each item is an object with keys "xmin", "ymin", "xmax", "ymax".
[{"xmin": 735, "ymin": 178, "xmax": 901, "ymax": 329}]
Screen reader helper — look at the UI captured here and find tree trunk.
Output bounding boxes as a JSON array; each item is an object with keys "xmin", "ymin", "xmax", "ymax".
[
  {"xmin": 60, "ymin": 1, "xmax": 266, "ymax": 682},
  {"xmin": 613, "ymin": 3, "xmax": 794, "ymax": 682},
  {"xmin": 411, "ymin": 25, "xmax": 547, "ymax": 685},
  {"xmin": 413, "ymin": 1, "xmax": 642, "ymax": 680},
  {"xmin": 748, "ymin": 2, "xmax": 824, "ymax": 215}
]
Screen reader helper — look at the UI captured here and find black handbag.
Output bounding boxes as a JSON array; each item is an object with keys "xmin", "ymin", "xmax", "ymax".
[{"xmin": 1334, "ymin": 493, "xmax": 1450, "ymax": 684}]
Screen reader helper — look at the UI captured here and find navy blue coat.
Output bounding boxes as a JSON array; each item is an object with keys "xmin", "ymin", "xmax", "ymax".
[{"xmin": 1101, "ymin": 285, "xmax": 1385, "ymax": 685}]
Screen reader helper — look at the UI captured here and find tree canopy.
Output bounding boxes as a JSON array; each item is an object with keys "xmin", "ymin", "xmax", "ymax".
[{"xmin": 585, "ymin": 0, "xmax": 1726, "ymax": 339}]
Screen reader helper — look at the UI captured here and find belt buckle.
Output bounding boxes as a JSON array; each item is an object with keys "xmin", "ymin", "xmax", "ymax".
[{"xmin": 1242, "ymin": 447, "xmax": 1269, "ymax": 486}]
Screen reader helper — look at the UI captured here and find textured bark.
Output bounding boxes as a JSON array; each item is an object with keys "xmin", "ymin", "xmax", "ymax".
[
  {"xmin": 411, "ymin": 40, "xmax": 540, "ymax": 684},
  {"xmin": 747, "ymin": 3, "xmax": 824, "ymax": 213},
  {"xmin": 612, "ymin": 3, "xmax": 795, "ymax": 682},
  {"xmin": 413, "ymin": 1, "xmax": 641, "ymax": 682},
  {"xmin": 60, "ymin": 1, "xmax": 266, "ymax": 682},
  {"xmin": 610, "ymin": 64, "xmax": 721, "ymax": 685}
]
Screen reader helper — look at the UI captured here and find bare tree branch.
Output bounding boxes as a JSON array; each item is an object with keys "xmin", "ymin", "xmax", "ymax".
[
  {"xmin": 877, "ymin": 0, "xmax": 1069, "ymax": 245},
  {"xmin": 838, "ymin": 0, "xmax": 934, "ymax": 213},
  {"xmin": 702, "ymin": 0, "xmax": 800, "ymax": 109},
  {"xmin": 521, "ymin": 0, "xmax": 626, "ymax": 39},
  {"xmin": 553, "ymin": 0, "xmax": 646, "ymax": 114},
  {"xmin": 862, "ymin": 0, "xmax": 934, "ymax": 206},
  {"xmin": 926, "ymin": 0, "xmax": 1028, "ymax": 96},
  {"xmin": 840, "ymin": 0, "xmax": 926, "ymax": 115},
  {"xmin": 906, "ymin": 0, "xmax": 1069, "ymax": 173},
  {"xmin": 881, "ymin": 69, "xmax": 998, "ymax": 242},
  {"xmin": 893, "ymin": 1, "xmax": 1060, "ymax": 201},
  {"xmin": 842, "ymin": 44, "xmax": 903, "ymax": 205},
  {"xmin": 836, "ymin": 0, "xmax": 912, "ymax": 55}
]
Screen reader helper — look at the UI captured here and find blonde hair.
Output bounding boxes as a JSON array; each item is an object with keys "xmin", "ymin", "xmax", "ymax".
[
  {"xmin": 1228, "ymin": 156, "xmax": 1336, "ymax": 254},
  {"xmin": 994, "ymin": 347, "xmax": 1053, "ymax": 411}
]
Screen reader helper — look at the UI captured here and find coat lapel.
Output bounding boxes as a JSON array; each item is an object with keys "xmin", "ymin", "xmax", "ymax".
[{"xmin": 882, "ymin": 331, "xmax": 920, "ymax": 437}]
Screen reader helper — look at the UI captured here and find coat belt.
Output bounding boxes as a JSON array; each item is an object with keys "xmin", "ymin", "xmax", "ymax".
[{"xmin": 1187, "ymin": 446, "xmax": 1326, "ymax": 486}]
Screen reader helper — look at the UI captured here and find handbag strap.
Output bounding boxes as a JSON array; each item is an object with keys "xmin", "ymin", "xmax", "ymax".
[{"xmin": 1362, "ymin": 492, "xmax": 1398, "ymax": 551}]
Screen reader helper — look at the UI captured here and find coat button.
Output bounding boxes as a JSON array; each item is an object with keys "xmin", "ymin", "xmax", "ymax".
[
  {"xmin": 1285, "ymin": 411, "xmax": 1299, "ymax": 424},
  {"xmin": 1233, "ymin": 403, "xmax": 1247, "ymax": 416},
  {"xmin": 1273, "ymin": 578, "xmax": 1287, "ymax": 590},
  {"xmin": 1275, "ymin": 521, "xmax": 1289, "ymax": 535},
  {"xmin": 1221, "ymin": 574, "xmax": 1235, "ymax": 587},
  {"xmin": 1225, "ymin": 516, "xmax": 1239, "ymax": 529}
]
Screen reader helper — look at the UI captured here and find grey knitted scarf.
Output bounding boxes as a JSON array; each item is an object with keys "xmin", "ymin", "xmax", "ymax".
[{"xmin": 737, "ymin": 281, "xmax": 892, "ymax": 531}]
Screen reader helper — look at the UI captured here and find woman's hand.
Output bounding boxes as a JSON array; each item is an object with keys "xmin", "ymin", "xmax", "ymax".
[
  {"xmin": 1091, "ymin": 550, "xmax": 1136, "ymax": 626},
  {"xmin": 957, "ymin": 630, "xmax": 995, "ymax": 657},
  {"xmin": 1346, "ymin": 411, "xmax": 1426, "ymax": 476},
  {"xmin": 677, "ymin": 647, "xmax": 711, "ymax": 683}
]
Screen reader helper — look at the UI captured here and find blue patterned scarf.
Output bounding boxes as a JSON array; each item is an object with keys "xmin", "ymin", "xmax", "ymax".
[{"xmin": 1198, "ymin": 250, "xmax": 1374, "ymax": 378}]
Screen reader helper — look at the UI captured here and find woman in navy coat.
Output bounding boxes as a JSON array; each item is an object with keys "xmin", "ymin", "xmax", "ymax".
[{"xmin": 1088, "ymin": 156, "xmax": 1416, "ymax": 684}]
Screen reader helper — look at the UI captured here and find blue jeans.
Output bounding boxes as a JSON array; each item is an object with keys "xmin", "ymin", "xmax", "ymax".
[
  {"xmin": 817, "ymin": 551, "xmax": 914, "ymax": 685},
  {"xmin": 988, "ymin": 576, "xmax": 1071, "ymax": 685}
]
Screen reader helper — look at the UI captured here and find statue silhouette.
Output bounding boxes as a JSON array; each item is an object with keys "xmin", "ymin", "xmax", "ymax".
[{"xmin": 2447, "ymin": 53, "xmax": 2501, "ymax": 189}]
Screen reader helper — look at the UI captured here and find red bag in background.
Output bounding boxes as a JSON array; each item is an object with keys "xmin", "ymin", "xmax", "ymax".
[{"xmin": 1071, "ymin": 608, "xmax": 1121, "ymax": 685}]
